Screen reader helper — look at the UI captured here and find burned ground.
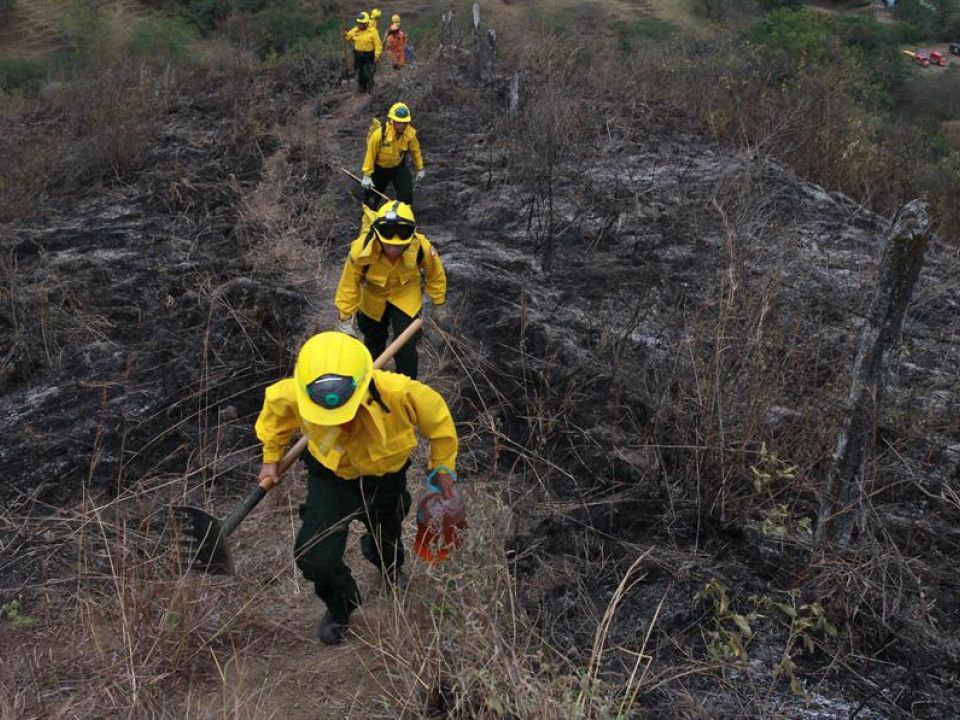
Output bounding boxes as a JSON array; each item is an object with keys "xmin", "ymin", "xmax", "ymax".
[{"xmin": 2, "ymin": 15, "xmax": 960, "ymax": 720}]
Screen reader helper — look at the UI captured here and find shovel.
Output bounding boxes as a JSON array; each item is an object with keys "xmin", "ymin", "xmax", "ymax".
[{"xmin": 161, "ymin": 318, "xmax": 424, "ymax": 574}]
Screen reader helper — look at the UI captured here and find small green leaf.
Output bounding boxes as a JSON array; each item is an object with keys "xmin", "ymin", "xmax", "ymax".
[{"xmin": 732, "ymin": 613, "xmax": 753, "ymax": 637}]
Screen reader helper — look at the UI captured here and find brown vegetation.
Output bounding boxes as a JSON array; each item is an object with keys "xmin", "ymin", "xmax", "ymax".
[{"xmin": 2, "ymin": 2, "xmax": 960, "ymax": 719}]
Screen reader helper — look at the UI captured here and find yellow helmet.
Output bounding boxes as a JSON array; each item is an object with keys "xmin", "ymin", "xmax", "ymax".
[
  {"xmin": 373, "ymin": 200, "xmax": 417, "ymax": 245},
  {"xmin": 356, "ymin": 11, "xmax": 370, "ymax": 24},
  {"xmin": 391, "ymin": 14, "xmax": 400, "ymax": 23},
  {"xmin": 294, "ymin": 332, "xmax": 373, "ymax": 426},
  {"xmin": 370, "ymin": 8, "xmax": 381, "ymax": 19},
  {"xmin": 387, "ymin": 101, "xmax": 411, "ymax": 123}
]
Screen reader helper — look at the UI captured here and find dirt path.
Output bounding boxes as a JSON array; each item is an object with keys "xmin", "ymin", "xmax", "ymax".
[{"xmin": 196, "ymin": 61, "xmax": 439, "ymax": 720}]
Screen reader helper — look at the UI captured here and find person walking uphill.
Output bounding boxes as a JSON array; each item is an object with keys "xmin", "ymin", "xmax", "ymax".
[
  {"xmin": 344, "ymin": 12, "xmax": 381, "ymax": 93},
  {"xmin": 335, "ymin": 200, "xmax": 447, "ymax": 380},
  {"xmin": 384, "ymin": 15, "xmax": 407, "ymax": 69},
  {"xmin": 254, "ymin": 331, "xmax": 459, "ymax": 645},
  {"xmin": 360, "ymin": 102, "xmax": 424, "ymax": 208}
]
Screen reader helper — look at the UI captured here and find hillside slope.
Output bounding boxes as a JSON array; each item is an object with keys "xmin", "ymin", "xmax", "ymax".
[{"xmin": 2, "ymin": 2, "xmax": 960, "ymax": 718}]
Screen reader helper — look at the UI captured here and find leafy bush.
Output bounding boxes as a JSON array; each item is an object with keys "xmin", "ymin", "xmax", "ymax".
[
  {"xmin": 693, "ymin": 0, "xmax": 762, "ymax": 22},
  {"xmin": 895, "ymin": 0, "xmax": 960, "ymax": 40},
  {"xmin": 177, "ymin": 0, "xmax": 231, "ymax": 35},
  {"xmin": 0, "ymin": 57, "xmax": 45, "ymax": 93},
  {"xmin": 747, "ymin": 8, "xmax": 837, "ymax": 63},
  {"xmin": 127, "ymin": 17, "xmax": 199, "ymax": 60},
  {"xmin": 618, "ymin": 17, "xmax": 677, "ymax": 53},
  {"xmin": 895, "ymin": 67, "xmax": 960, "ymax": 124},
  {"xmin": 246, "ymin": 6, "xmax": 317, "ymax": 57},
  {"xmin": 758, "ymin": 0, "xmax": 805, "ymax": 9}
]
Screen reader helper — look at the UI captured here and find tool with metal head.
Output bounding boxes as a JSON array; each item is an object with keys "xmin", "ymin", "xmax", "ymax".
[{"xmin": 160, "ymin": 319, "xmax": 424, "ymax": 574}]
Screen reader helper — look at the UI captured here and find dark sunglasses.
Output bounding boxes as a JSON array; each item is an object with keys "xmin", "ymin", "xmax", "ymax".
[
  {"xmin": 374, "ymin": 220, "xmax": 415, "ymax": 241},
  {"xmin": 305, "ymin": 374, "xmax": 359, "ymax": 409}
]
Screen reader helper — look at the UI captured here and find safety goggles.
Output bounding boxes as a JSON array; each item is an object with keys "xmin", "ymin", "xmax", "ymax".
[
  {"xmin": 374, "ymin": 220, "xmax": 416, "ymax": 241},
  {"xmin": 305, "ymin": 373, "xmax": 363, "ymax": 409}
]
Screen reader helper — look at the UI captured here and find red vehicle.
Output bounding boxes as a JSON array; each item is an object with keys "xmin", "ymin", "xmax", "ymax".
[
  {"xmin": 917, "ymin": 49, "xmax": 947, "ymax": 66},
  {"xmin": 911, "ymin": 49, "xmax": 931, "ymax": 67},
  {"xmin": 905, "ymin": 49, "xmax": 948, "ymax": 67}
]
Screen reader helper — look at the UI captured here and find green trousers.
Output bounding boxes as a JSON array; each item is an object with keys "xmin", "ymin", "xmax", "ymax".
[
  {"xmin": 295, "ymin": 453, "xmax": 411, "ymax": 623},
  {"xmin": 364, "ymin": 162, "xmax": 414, "ymax": 209},
  {"xmin": 354, "ymin": 50, "xmax": 376, "ymax": 93},
  {"xmin": 357, "ymin": 303, "xmax": 421, "ymax": 379}
]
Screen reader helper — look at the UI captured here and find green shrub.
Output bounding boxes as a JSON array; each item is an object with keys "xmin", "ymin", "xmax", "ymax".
[
  {"xmin": 895, "ymin": 0, "xmax": 960, "ymax": 40},
  {"xmin": 895, "ymin": 67, "xmax": 960, "ymax": 124},
  {"xmin": 247, "ymin": 6, "xmax": 316, "ymax": 57},
  {"xmin": 747, "ymin": 8, "xmax": 837, "ymax": 63},
  {"xmin": 235, "ymin": 0, "xmax": 274, "ymax": 12},
  {"xmin": 618, "ymin": 17, "xmax": 677, "ymax": 53},
  {"xmin": 0, "ymin": 58, "xmax": 46, "ymax": 93},
  {"xmin": 0, "ymin": 0, "xmax": 15, "ymax": 13},
  {"xmin": 178, "ymin": 0, "xmax": 231, "ymax": 35},
  {"xmin": 758, "ymin": 0, "xmax": 805, "ymax": 9},
  {"xmin": 128, "ymin": 17, "xmax": 199, "ymax": 60},
  {"xmin": 693, "ymin": 0, "xmax": 762, "ymax": 22}
]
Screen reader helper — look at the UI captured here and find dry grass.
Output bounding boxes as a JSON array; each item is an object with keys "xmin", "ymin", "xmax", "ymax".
[{"xmin": 3, "ymin": 3, "xmax": 960, "ymax": 719}]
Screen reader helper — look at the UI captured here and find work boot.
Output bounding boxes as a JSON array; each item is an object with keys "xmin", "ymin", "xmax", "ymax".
[{"xmin": 317, "ymin": 611, "xmax": 349, "ymax": 645}]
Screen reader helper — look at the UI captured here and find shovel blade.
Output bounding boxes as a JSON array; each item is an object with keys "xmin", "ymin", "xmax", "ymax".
[{"xmin": 159, "ymin": 505, "xmax": 234, "ymax": 574}]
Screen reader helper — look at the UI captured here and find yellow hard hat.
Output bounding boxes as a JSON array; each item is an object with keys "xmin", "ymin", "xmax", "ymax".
[
  {"xmin": 387, "ymin": 101, "xmax": 411, "ymax": 123},
  {"xmin": 370, "ymin": 8, "xmax": 381, "ymax": 19},
  {"xmin": 391, "ymin": 14, "xmax": 400, "ymax": 23},
  {"xmin": 294, "ymin": 332, "xmax": 373, "ymax": 426},
  {"xmin": 356, "ymin": 11, "xmax": 370, "ymax": 23},
  {"xmin": 373, "ymin": 200, "xmax": 417, "ymax": 245}
]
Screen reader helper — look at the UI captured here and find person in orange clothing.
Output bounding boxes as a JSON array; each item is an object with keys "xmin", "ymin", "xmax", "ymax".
[
  {"xmin": 335, "ymin": 200, "xmax": 447, "ymax": 380},
  {"xmin": 384, "ymin": 14, "xmax": 407, "ymax": 69}
]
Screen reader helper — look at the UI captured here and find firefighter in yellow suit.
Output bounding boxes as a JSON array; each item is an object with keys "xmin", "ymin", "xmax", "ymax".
[
  {"xmin": 360, "ymin": 101, "xmax": 424, "ymax": 208},
  {"xmin": 335, "ymin": 200, "xmax": 446, "ymax": 380},
  {"xmin": 254, "ymin": 331, "xmax": 458, "ymax": 644},
  {"xmin": 344, "ymin": 11, "xmax": 381, "ymax": 92}
]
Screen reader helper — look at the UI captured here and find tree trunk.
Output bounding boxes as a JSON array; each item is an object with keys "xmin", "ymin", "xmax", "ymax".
[{"xmin": 815, "ymin": 200, "xmax": 931, "ymax": 550}]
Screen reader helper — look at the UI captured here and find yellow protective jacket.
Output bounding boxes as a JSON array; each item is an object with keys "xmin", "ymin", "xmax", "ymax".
[
  {"xmin": 345, "ymin": 25, "xmax": 381, "ymax": 58},
  {"xmin": 335, "ymin": 207, "xmax": 446, "ymax": 322},
  {"xmin": 255, "ymin": 370, "xmax": 458, "ymax": 479},
  {"xmin": 362, "ymin": 122, "xmax": 423, "ymax": 175}
]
